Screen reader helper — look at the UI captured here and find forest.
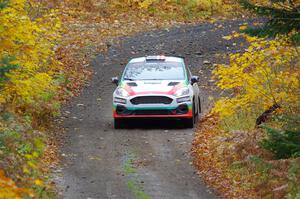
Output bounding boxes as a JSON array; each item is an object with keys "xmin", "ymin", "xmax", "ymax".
[{"xmin": 0, "ymin": 0, "xmax": 299, "ymax": 198}]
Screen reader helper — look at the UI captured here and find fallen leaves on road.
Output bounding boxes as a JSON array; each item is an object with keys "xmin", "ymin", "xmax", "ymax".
[
  {"xmin": 54, "ymin": 0, "xmax": 244, "ymax": 99},
  {"xmin": 192, "ymin": 114, "xmax": 300, "ymax": 198},
  {"xmin": 192, "ymin": 114, "xmax": 252, "ymax": 198}
]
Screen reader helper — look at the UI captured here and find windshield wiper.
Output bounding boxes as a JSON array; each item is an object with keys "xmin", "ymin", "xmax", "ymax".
[
  {"xmin": 143, "ymin": 79, "xmax": 162, "ymax": 81},
  {"xmin": 123, "ymin": 78, "xmax": 136, "ymax": 81}
]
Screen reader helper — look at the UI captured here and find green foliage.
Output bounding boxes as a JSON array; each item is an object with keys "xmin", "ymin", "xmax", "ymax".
[
  {"xmin": 279, "ymin": 114, "xmax": 300, "ymax": 132},
  {"xmin": 123, "ymin": 152, "xmax": 151, "ymax": 199},
  {"xmin": 219, "ymin": 110, "xmax": 257, "ymax": 131},
  {"xmin": 249, "ymin": 155, "xmax": 272, "ymax": 174},
  {"xmin": 124, "ymin": 159, "xmax": 137, "ymax": 175},
  {"xmin": 176, "ymin": 0, "xmax": 222, "ymax": 16},
  {"xmin": 291, "ymin": 32, "xmax": 300, "ymax": 42},
  {"xmin": 240, "ymin": 0, "xmax": 300, "ymax": 41},
  {"xmin": 1, "ymin": 111, "xmax": 14, "ymax": 121},
  {"xmin": 17, "ymin": 143, "xmax": 33, "ymax": 155},
  {"xmin": 0, "ymin": 56, "xmax": 19, "ymax": 83},
  {"xmin": 287, "ymin": 160, "xmax": 300, "ymax": 199},
  {"xmin": 0, "ymin": 111, "xmax": 55, "ymax": 197},
  {"xmin": 0, "ymin": 0, "xmax": 9, "ymax": 9},
  {"xmin": 127, "ymin": 180, "xmax": 151, "ymax": 199},
  {"xmin": 260, "ymin": 117, "xmax": 300, "ymax": 159}
]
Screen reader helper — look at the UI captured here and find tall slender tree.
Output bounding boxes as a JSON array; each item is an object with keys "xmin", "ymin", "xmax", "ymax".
[{"xmin": 240, "ymin": 0, "xmax": 300, "ymax": 42}]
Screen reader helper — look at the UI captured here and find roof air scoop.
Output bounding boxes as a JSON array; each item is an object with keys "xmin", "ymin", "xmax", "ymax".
[
  {"xmin": 127, "ymin": 82, "xmax": 138, "ymax": 87},
  {"xmin": 145, "ymin": 55, "xmax": 166, "ymax": 62},
  {"xmin": 168, "ymin": 82, "xmax": 179, "ymax": 86}
]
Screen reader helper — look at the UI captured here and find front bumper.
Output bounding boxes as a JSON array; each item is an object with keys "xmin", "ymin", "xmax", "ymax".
[{"xmin": 112, "ymin": 94, "xmax": 193, "ymax": 119}]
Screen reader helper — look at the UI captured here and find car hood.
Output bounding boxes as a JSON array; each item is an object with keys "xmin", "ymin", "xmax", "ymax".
[{"xmin": 121, "ymin": 80, "xmax": 187, "ymax": 96}]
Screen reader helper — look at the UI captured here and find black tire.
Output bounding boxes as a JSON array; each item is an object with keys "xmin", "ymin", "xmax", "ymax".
[
  {"xmin": 198, "ymin": 97, "xmax": 202, "ymax": 114},
  {"xmin": 184, "ymin": 103, "xmax": 195, "ymax": 128},
  {"xmin": 184, "ymin": 117, "xmax": 194, "ymax": 128},
  {"xmin": 114, "ymin": 118, "xmax": 123, "ymax": 129}
]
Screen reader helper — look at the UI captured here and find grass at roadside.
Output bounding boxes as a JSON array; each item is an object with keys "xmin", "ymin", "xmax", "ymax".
[{"xmin": 123, "ymin": 153, "xmax": 151, "ymax": 199}]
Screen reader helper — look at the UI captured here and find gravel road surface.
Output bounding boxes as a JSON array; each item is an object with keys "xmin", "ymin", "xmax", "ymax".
[{"xmin": 56, "ymin": 19, "xmax": 251, "ymax": 199}]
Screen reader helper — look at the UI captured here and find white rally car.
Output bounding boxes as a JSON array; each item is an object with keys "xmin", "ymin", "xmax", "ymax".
[{"xmin": 112, "ymin": 56, "xmax": 201, "ymax": 128}]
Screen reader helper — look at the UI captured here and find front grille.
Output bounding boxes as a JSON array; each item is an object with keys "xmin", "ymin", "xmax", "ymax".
[
  {"xmin": 135, "ymin": 110, "xmax": 171, "ymax": 115},
  {"xmin": 115, "ymin": 104, "xmax": 189, "ymax": 116},
  {"xmin": 130, "ymin": 96, "xmax": 173, "ymax": 105}
]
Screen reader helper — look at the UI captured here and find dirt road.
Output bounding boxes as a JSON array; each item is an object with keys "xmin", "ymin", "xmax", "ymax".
[{"xmin": 55, "ymin": 20, "xmax": 249, "ymax": 199}]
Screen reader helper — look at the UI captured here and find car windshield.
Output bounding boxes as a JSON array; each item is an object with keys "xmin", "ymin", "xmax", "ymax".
[{"xmin": 123, "ymin": 62, "xmax": 185, "ymax": 81}]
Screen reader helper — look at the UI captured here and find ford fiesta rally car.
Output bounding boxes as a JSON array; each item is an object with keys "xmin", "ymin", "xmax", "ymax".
[{"xmin": 112, "ymin": 56, "xmax": 201, "ymax": 129}]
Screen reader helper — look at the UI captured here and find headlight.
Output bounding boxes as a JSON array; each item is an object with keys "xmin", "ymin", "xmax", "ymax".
[
  {"xmin": 177, "ymin": 96, "xmax": 191, "ymax": 103},
  {"xmin": 115, "ymin": 88, "xmax": 129, "ymax": 97},
  {"xmin": 174, "ymin": 87, "xmax": 190, "ymax": 97},
  {"xmin": 114, "ymin": 97, "xmax": 127, "ymax": 104}
]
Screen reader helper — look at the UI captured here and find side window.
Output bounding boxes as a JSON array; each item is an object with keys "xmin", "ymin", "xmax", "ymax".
[{"xmin": 186, "ymin": 66, "xmax": 192, "ymax": 80}]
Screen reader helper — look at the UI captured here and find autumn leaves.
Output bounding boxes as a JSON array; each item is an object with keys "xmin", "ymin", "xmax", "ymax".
[
  {"xmin": 192, "ymin": 1, "xmax": 300, "ymax": 197},
  {"xmin": 213, "ymin": 36, "xmax": 299, "ymax": 121},
  {"xmin": 0, "ymin": 0, "xmax": 61, "ymax": 197},
  {"xmin": 0, "ymin": 0, "xmax": 61, "ymax": 115}
]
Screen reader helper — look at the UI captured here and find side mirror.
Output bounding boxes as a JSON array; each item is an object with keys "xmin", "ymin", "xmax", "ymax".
[
  {"xmin": 190, "ymin": 76, "xmax": 199, "ymax": 85},
  {"xmin": 111, "ymin": 77, "xmax": 119, "ymax": 85}
]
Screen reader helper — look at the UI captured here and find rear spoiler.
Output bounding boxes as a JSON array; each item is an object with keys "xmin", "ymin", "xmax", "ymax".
[
  {"xmin": 144, "ymin": 55, "xmax": 185, "ymax": 61},
  {"xmin": 169, "ymin": 55, "xmax": 185, "ymax": 60}
]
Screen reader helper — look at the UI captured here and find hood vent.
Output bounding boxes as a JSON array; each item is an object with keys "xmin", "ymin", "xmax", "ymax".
[
  {"xmin": 168, "ymin": 82, "xmax": 179, "ymax": 86},
  {"xmin": 127, "ymin": 82, "xmax": 138, "ymax": 87}
]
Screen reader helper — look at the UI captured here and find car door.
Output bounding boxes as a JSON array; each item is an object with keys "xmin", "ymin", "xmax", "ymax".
[{"xmin": 187, "ymin": 66, "xmax": 200, "ymax": 114}]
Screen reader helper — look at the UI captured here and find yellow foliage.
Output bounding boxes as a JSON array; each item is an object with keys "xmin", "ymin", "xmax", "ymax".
[
  {"xmin": 34, "ymin": 179, "xmax": 43, "ymax": 186},
  {"xmin": 189, "ymin": 0, "xmax": 222, "ymax": 11},
  {"xmin": 213, "ymin": 36, "xmax": 300, "ymax": 119},
  {"xmin": 0, "ymin": 170, "xmax": 32, "ymax": 199},
  {"xmin": 5, "ymin": 73, "xmax": 55, "ymax": 105},
  {"xmin": 0, "ymin": 0, "xmax": 61, "ymax": 114},
  {"xmin": 138, "ymin": 0, "xmax": 157, "ymax": 9},
  {"xmin": 239, "ymin": 25, "xmax": 247, "ymax": 30},
  {"xmin": 111, "ymin": 0, "xmax": 224, "ymax": 12}
]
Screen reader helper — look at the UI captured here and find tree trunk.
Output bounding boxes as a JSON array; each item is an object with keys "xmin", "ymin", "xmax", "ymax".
[{"xmin": 255, "ymin": 103, "xmax": 281, "ymax": 127}]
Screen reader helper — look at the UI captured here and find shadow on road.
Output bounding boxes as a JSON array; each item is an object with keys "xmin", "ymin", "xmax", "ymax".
[{"xmin": 117, "ymin": 118, "xmax": 193, "ymax": 129}]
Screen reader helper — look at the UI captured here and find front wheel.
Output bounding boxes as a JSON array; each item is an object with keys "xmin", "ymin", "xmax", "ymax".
[
  {"xmin": 198, "ymin": 97, "xmax": 202, "ymax": 114},
  {"xmin": 184, "ymin": 117, "xmax": 194, "ymax": 128},
  {"xmin": 184, "ymin": 104, "xmax": 195, "ymax": 128},
  {"xmin": 114, "ymin": 118, "xmax": 124, "ymax": 129}
]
